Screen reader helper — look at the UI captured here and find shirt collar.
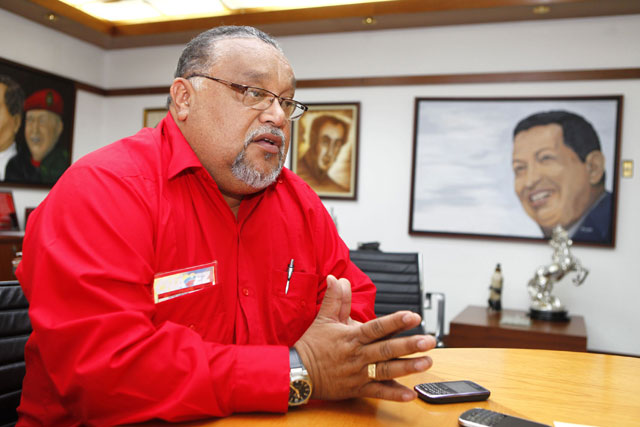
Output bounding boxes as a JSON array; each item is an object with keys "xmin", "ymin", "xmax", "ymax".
[
  {"xmin": 158, "ymin": 112, "xmax": 283, "ymax": 209},
  {"xmin": 567, "ymin": 191, "xmax": 608, "ymax": 237},
  {"xmin": 160, "ymin": 112, "xmax": 205, "ymax": 180}
]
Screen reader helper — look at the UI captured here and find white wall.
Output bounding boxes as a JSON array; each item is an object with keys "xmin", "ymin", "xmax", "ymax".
[{"xmin": 2, "ymin": 8, "xmax": 639, "ymax": 355}]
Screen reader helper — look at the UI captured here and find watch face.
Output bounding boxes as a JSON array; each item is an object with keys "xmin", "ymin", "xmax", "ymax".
[{"xmin": 289, "ymin": 379, "xmax": 311, "ymax": 405}]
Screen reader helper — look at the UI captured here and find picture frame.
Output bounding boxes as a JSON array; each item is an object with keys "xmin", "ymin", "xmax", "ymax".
[
  {"xmin": 409, "ymin": 96, "xmax": 622, "ymax": 247},
  {"xmin": 291, "ymin": 102, "xmax": 359, "ymax": 200},
  {"xmin": 0, "ymin": 57, "xmax": 76, "ymax": 188},
  {"xmin": 143, "ymin": 108, "xmax": 168, "ymax": 128}
]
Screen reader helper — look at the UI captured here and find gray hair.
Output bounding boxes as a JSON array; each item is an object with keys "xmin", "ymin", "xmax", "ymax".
[{"xmin": 167, "ymin": 26, "xmax": 282, "ymax": 107}]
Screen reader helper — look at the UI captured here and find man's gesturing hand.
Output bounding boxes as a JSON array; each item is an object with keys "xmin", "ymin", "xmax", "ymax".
[{"xmin": 293, "ymin": 275, "xmax": 436, "ymax": 402}]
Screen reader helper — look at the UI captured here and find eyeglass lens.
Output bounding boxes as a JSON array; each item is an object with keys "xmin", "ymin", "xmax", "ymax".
[
  {"xmin": 187, "ymin": 74, "xmax": 306, "ymax": 120},
  {"xmin": 242, "ymin": 88, "xmax": 304, "ymax": 119}
]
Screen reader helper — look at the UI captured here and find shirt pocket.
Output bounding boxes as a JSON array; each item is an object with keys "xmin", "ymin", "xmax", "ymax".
[{"xmin": 270, "ymin": 269, "xmax": 319, "ymax": 346}]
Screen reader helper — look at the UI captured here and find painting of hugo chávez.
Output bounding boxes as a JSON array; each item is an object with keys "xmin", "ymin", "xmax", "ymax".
[
  {"xmin": 512, "ymin": 110, "xmax": 614, "ymax": 244},
  {"xmin": 0, "ymin": 58, "xmax": 75, "ymax": 187},
  {"xmin": 409, "ymin": 96, "xmax": 621, "ymax": 247}
]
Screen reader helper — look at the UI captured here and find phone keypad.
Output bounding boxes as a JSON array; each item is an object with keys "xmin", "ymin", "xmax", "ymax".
[
  {"xmin": 416, "ymin": 383, "xmax": 452, "ymax": 395},
  {"xmin": 461, "ymin": 408, "xmax": 507, "ymax": 426}
]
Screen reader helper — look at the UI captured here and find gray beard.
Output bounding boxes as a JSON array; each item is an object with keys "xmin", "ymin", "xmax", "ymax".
[{"xmin": 231, "ymin": 127, "xmax": 286, "ymax": 189}]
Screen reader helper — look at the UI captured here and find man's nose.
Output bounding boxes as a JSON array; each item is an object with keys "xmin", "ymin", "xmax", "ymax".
[
  {"xmin": 524, "ymin": 163, "xmax": 541, "ymax": 188},
  {"xmin": 260, "ymin": 98, "xmax": 287, "ymax": 128}
]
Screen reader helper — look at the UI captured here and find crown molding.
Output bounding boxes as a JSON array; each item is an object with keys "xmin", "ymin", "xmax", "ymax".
[{"xmin": 2, "ymin": 0, "xmax": 640, "ymax": 49}]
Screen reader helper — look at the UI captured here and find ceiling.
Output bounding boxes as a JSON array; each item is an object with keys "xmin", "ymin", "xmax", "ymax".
[
  {"xmin": 54, "ymin": 1, "xmax": 395, "ymax": 24},
  {"xmin": 1, "ymin": 0, "xmax": 640, "ymax": 49}
]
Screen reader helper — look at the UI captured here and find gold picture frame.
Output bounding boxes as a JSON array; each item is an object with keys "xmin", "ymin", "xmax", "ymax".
[{"xmin": 291, "ymin": 103, "xmax": 359, "ymax": 200}]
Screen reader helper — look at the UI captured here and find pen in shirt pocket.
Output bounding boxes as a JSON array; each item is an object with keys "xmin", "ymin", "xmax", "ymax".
[{"xmin": 285, "ymin": 258, "xmax": 294, "ymax": 294}]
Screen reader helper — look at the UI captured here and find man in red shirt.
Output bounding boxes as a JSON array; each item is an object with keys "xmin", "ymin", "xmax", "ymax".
[{"xmin": 17, "ymin": 26, "xmax": 436, "ymax": 425}]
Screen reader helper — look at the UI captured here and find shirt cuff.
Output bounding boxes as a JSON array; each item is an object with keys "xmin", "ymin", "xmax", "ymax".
[{"xmin": 230, "ymin": 344, "xmax": 290, "ymax": 413}]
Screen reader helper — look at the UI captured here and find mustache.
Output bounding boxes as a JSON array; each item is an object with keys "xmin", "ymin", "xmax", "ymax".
[
  {"xmin": 244, "ymin": 126, "xmax": 286, "ymax": 151},
  {"xmin": 230, "ymin": 125, "xmax": 287, "ymax": 189}
]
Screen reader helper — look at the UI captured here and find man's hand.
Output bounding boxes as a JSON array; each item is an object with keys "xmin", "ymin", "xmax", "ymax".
[{"xmin": 294, "ymin": 275, "xmax": 436, "ymax": 402}]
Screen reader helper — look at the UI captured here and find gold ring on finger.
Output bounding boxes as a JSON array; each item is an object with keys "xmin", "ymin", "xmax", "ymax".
[{"xmin": 367, "ymin": 363, "xmax": 377, "ymax": 380}]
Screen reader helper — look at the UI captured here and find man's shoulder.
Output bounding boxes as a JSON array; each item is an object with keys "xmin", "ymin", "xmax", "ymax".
[
  {"xmin": 583, "ymin": 191, "xmax": 613, "ymax": 222},
  {"xmin": 573, "ymin": 191, "xmax": 613, "ymax": 243},
  {"xmin": 72, "ymin": 127, "xmax": 163, "ymax": 179}
]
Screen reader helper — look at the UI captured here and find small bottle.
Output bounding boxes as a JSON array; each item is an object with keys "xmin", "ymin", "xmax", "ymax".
[{"xmin": 488, "ymin": 263, "xmax": 503, "ymax": 311}]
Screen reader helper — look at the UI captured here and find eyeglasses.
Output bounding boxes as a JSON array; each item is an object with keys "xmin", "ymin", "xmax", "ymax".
[{"xmin": 186, "ymin": 74, "xmax": 308, "ymax": 121}]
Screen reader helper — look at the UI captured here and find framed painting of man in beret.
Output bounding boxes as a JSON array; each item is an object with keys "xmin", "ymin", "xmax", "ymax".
[{"xmin": 0, "ymin": 57, "xmax": 76, "ymax": 188}]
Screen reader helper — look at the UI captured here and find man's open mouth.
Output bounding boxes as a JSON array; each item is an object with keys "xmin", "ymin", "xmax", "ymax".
[
  {"xmin": 252, "ymin": 133, "xmax": 282, "ymax": 154},
  {"xmin": 528, "ymin": 190, "xmax": 553, "ymax": 207}
]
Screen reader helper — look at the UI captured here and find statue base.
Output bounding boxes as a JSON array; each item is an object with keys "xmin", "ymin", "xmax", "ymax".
[{"xmin": 529, "ymin": 308, "xmax": 570, "ymax": 322}]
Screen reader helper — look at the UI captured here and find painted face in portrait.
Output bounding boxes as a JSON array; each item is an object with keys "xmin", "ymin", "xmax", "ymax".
[
  {"xmin": 314, "ymin": 121, "xmax": 346, "ymax": 176},
  {"xmin": 0, "ymin": 83, "xmax": 22, "ymax": 152},
  {"xmin": 512, "ymin": 123, "xmax": 603, "ymax": 233},
  {"xmin": 25, "ymin": 109, "xmax": 63, "ymax": 162},
  {"xmin": 171, "ymin": 37, "xmax": 295, "ymax": 196}
]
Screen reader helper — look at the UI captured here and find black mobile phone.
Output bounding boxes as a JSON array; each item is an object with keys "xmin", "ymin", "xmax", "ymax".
[
  {"xmin": 414, "ymin": 380, "xmax": 490, "ymax": 404},
  {"xmin": 458, "ymin": 408, "xmax": 552, "ymax": 427}
]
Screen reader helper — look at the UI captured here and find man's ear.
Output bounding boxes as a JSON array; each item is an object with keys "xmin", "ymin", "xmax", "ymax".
[
  {"xmin": 585, "ymin": 150, "xmax": 605, "ymax": 185},
  {"xmin": 170, "ymin": 78, "xmax": 192, "ymax": 122}
]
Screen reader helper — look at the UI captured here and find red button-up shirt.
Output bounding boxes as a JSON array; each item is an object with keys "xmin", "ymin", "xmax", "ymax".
[{"xmin": 16, "ymin": 114, "xmax": 376, "ymax": 426}]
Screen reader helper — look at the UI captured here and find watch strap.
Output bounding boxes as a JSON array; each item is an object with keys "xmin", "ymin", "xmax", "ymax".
[
  {"xmin": 289, "ymin": 347, "xmax": 304, "ymax": 370},
  {"xmin": 288, "ymin": 347, "xmax": 311, "ymax": 406}
]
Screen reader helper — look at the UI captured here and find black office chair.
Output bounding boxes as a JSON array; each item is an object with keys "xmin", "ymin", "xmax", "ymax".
[
  {"xmin": 0, "ymin": 280, "xmax": 31, "ymax": 427},
  {"xmin": 349, "ymin": 249, "xmax": 426, "ymax": 337}
]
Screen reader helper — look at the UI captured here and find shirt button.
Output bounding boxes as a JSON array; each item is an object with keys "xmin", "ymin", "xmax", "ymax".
[
  {"xmin": 300, "ymin": 300, "xmax": 306, "ymax": 308},
  {"xmin": 189, "ymin": 324, "xmax": 196, "ymax": 330},
  {"xmin": 243, "ymin": 288, "xmax": 250, "ymax": 296}
]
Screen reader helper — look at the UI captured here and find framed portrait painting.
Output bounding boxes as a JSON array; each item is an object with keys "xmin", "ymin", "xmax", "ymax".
[
  {"xmin": 409, "ymin": 96, "xmax": 622, "ymax": 247},
  {"xmin": 0, "ymin": 57, "xmax": 76, "ymax": 188},
  {"xmin": 291, "ymin": 103, "xmax": 359, "ymax": 200}
]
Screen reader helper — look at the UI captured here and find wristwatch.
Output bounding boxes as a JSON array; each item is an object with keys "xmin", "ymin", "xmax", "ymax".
[{"xmin": 288, "ymin": 347, "xmax": 312, "ymax": 406}]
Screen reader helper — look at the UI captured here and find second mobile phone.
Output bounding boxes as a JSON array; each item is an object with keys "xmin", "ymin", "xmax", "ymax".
[
  {"xmin": 414, "ymin": 380, "xmax": 490, "ymax": 404},
  {"xmin": 459, "ymin": 408, "xmax": 552, "ymax": 427}
]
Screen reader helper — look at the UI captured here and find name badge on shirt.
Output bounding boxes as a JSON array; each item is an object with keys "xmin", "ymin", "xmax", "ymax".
[{"xmin": 153, "ymin": 261, "xmax": 217, "ymax": 303}]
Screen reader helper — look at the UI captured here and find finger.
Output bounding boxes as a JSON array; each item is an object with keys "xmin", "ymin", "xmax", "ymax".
[
  {"xmin": 367, "ymin": 356, "xmax": 433, "ymax": 382},
  {"xmin": 365, "ymin": 334, "xmax": 436, "ymax": 363},
  {"xmin": 336, "ymin": 277, "xmax": 352, "ymax": 324},
  {"xmin": 360, "ymin": 379, "xmax": 418, "ymax": 402},
  {"xmin": 359, "ymin": 311, "xmax": 422, "ymax": 344},
  {"xmin": 316, "ymin": 274, "xmax": 344, "ymax": 321}
]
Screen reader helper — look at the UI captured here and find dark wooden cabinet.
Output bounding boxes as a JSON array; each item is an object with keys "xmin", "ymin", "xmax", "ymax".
[
  {"xmin": 447, "ymin": 305, "xmax": 587, "ymax": 352},
  {"xmin": 0, "ymin": 232, "xmax": 23, "ymax": 281}
]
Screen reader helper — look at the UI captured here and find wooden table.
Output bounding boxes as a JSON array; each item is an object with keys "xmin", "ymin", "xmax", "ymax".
[
  {"xmin": 447, "ymin": 305, "xmax": 587, "ymax": 351},
  {"xmin": 141, "ymin": 348, "xmax": 640, "ymax": 426}
]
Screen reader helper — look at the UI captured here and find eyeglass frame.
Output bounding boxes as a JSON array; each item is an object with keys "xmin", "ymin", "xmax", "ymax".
[{"xmin": 185, "ymin": 73, "xmax": 308, "ymax": 121}]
